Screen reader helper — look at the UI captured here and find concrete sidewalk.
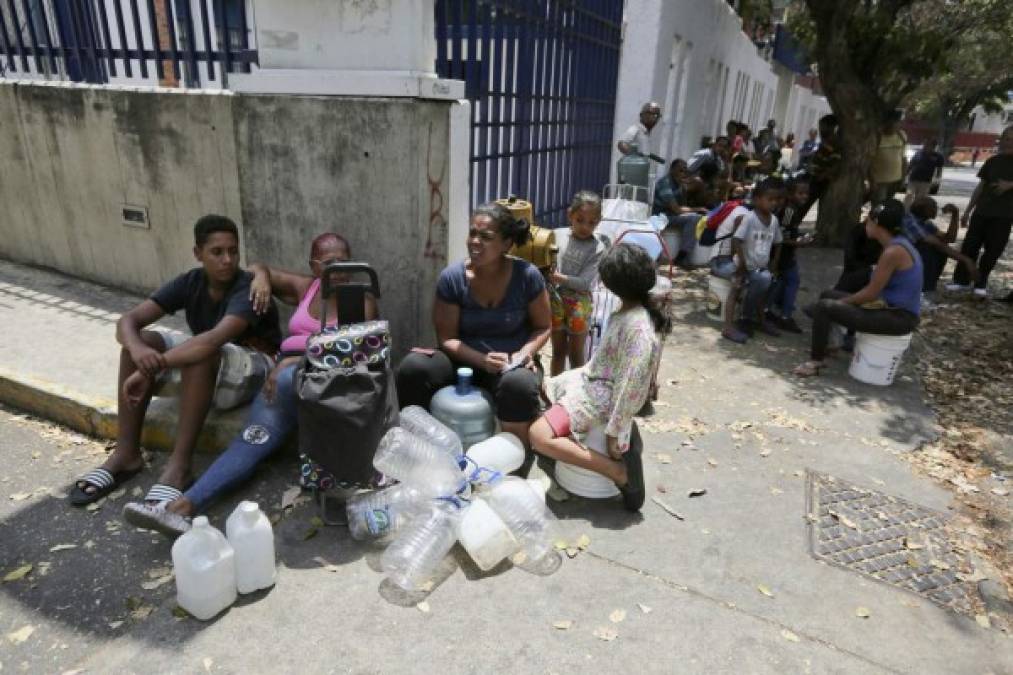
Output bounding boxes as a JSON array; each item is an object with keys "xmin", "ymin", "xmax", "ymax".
[
  {"xmin": 0, "ymin": 259, "xmax": 246, "ymax": 453},
  {"xmin": 0, "ymin": 251, "xmax": 1010, "ymax": 673}
]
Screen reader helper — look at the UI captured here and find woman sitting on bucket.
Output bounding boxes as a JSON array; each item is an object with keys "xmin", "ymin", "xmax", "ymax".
[
  {"xmin": 794, "ymin": 199, "xmax": 922, "ymax": 378},
  {"xmin": 529, "ymin": 243, "xmax": 670, "ymax": 511}
]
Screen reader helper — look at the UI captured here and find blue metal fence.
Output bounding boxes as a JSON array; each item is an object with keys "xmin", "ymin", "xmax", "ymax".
[
  {"xmin": 435, "ymin": 0, "xmax": 623, "ymax": 227},
  {"xmin": 0, "ymin": 0, "xmax": 255, "ymax": 86}
]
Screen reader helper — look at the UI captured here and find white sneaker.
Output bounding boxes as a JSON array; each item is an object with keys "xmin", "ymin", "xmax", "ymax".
[
  {"xmin": 972, "ymin": 288, "xmax": 988, "ymax": 299},
  {"xmin": 945, "ymin": 283, "xmax": 971, "ymax": 292}
]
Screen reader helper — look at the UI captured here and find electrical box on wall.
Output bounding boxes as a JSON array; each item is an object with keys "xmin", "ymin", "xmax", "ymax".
[{"xmin": 121, "ymin": 204, "xmax": 150, "ymax": 229}]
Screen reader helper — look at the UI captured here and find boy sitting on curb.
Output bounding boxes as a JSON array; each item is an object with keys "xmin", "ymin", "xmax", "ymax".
[{"xmin": 70, "ymin": 215, "xmax": 281, "ymax": 510}]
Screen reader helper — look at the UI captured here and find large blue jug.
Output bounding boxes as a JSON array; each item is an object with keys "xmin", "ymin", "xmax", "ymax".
[{"xmin": 429, "ymin": 368, "xmax": 495, "ymax": 450}]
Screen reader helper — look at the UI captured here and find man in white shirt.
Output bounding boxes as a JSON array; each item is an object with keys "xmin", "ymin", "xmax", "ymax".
[{"xmin": 617, "ymin": 101, "xmax": 663, "ymax": 161}]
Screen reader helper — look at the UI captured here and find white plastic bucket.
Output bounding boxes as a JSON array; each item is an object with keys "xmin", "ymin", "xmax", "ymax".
[
  {"xmin": 848, "ymin": 332, "xmax": 913, "ymax": 386},
  {"xmin": 690, "ymin": 243, "xmax": 714, "ymax": 267},
  {"xmin": 707, "ymin": 275, "xmax": 732, "ymax": 322},
  {"xmin": 466, "ymin": 432, "xmax": 526, "ymax": 475},
  {"xmin": 554, "ymin": 427, "xmax": 620, "ymax": 498}
]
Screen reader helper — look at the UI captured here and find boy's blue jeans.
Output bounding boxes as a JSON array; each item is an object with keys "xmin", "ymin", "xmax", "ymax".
[
  {"xmin": 770, "ymin": 261, "xmax": 801, "ymax": 319},
  {"xmin": 184, "ymin": 362, "xmax": 299, "ymax": 512},
  {"xmin": 741, "ymin": 269, "xmax": 773, "ymax": 322}
]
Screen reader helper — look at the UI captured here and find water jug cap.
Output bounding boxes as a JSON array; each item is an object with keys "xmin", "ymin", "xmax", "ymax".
[
  {"xmin": 456, "ymin": 367, "xmax": 474, "ymax": 393},
  {"xmin": 193, "ymin": 515, "xmax": 210, "ymax": 528},
  {"xmin": 240, "ymin": 501, "xmax": 259, "ymax": 515},
  {"xmin": 457, "ymin": 367, "xmax": 473, "ymax": 379}
]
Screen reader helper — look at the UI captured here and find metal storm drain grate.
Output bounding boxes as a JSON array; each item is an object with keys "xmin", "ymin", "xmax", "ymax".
[{"xmin": 806, "ymin": 471, "xmax": 980, "ymax": 615}]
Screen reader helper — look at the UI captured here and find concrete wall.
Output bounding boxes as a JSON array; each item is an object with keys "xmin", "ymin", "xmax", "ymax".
[
  {"xmin": 612, "ymin": 0, "xmax": 829, "ymax": 172},
  {"xmin": 0, "ymin": 81, "xmax": 461, "ymax": 354}
]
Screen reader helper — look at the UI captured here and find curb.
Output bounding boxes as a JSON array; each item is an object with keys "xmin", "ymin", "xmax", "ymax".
[{"xmin": 0, "ymin": 366, "xmax": 245, "ymax": 454}]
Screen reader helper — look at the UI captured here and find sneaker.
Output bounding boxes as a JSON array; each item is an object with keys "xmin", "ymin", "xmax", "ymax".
[
  {"xmin": 722, "ymin": 327, "xmax": 749, "ymax": 344},
  {"xmin": 757, "ymin": 320, "xmax": 782, "ymax": 337},
  {"xmin": 973, "ymin": 288, "xmax": 988, "ymax": 299},
  {"xmin": 945, "ymin": 283, "xmax": 971, "ymax": 292},
  {"xmin": 778, "ymin": 316, "xmax": 803, "ymax": 334}
]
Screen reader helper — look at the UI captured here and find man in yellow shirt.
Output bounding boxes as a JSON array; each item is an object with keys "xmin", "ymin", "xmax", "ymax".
[{"xmin": 869, "ymin": 110, "xmax": 908, "ymax": 205}]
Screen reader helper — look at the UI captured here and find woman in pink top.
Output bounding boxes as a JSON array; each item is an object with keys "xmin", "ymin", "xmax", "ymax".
[{"xmin": 123, "ymin": 233, "xmax": 377, "ymax": 537}]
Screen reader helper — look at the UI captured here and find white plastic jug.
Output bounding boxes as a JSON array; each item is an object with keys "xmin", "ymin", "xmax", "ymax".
[
  {"xmin": 455, "ymin": 497, "xmax": 520, "ymax": 571},
  {"xmin": 465, "ymin": 432, "xmax": 525, "ymax": 475},
  {"xmin": 172, "ymin": 516, "xmax": 237, "ymax": 620},
  {"xmin": 225, "ymin": 501, "xmax": 276, "ymax": 594}
]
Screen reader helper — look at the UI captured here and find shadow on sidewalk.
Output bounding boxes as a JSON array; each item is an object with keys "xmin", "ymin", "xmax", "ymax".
[{"xmin": 669, "ymin": 247, "xmax": 937, "ymax": 449}]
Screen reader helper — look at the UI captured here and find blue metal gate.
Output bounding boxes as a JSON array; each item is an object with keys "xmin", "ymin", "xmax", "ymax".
[{"xmin": 435, "ymin": 0, "xmax": 623, "ymax": 227}]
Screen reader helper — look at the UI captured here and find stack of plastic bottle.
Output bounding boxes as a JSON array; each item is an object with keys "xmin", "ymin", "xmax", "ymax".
[{"xmin": 346, "ymin": 405, "xmax": 562, "ymax": 592}]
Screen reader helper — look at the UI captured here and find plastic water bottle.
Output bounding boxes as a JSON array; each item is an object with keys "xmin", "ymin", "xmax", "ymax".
[
  {"xmin": 399, "ymin": 405, "xmax": 463, "ymax": 460},
  {"xmin": 485, "ymin": 477, "xmax": 561, "ymax": 575},
  {"xmin": 455, "ymin": 496, "xmax": 520, "ymax": 571},
  {"xmin": 380, "ymin": 502, "xmax": 461, "ymax": 591},
  {"xmin": 430, "ymin": 368, "xmax": 495, "ymax": 449},
  {"xmin": 172, "ymin": 516, "xmax": 237, "ymax": 620},
  {"xmin": 345, "ymin": 484, "xmax": 426, "ymax": 541},
  {"xmin": 373, "ymin": 427, "xmax": 465, "ymax": 496},
  {"xmin": 466, "ymin": 432, "xmax": 526, "ymax": 475},
  {"xmin": 225, "ymin": 501, "xmax": 276, "ymax": 594}
]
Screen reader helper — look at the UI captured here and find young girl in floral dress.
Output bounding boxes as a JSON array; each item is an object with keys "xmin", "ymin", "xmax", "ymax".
[{"xmin": 529, "ymin": 243, "xmax": 671, "ymax": 511}]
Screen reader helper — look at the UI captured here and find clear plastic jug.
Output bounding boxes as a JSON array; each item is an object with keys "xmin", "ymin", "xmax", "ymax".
[
  {"xmin": 373, "ymin": 427, "xmax": 466, "ymax": 497},
  {"xmin": 225, "ymin": 501, "xmax": 276, "ymax": 594},
  {"xmin": 345, "ymin": 484, "xmax": 425, "ymax": 541},
  {"xmin": 485, "ymin": 477, "xmax": 561, "ymax": 575},
  {"xmin": 430, "ymin": 368, "xmax": 495, "ymax": 449},
  {"xmin": 172, "ymin": 516, "xmax": 237, "ymax": 620},
  {"xmin": 380, "ymin": 502, "xmax": 461, "ymax": 591},
  {"xmin": 398, "ymin": 405, "xmax": 463, "ymax": 460}
]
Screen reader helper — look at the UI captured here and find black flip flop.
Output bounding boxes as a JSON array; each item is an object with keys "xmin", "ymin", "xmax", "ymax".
[
  {"xmin": 618, "ymin": 434, "xmax": 645, "ymax": 512},
  {"xmin": 69, "ymin": 466, "xmax": 142, "ymax": 507}
]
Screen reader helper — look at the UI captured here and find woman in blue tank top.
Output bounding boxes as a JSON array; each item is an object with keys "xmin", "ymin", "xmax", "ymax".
[{"xmin": 795, "ymin": 199, "xmax": 922, "ymax": 377}]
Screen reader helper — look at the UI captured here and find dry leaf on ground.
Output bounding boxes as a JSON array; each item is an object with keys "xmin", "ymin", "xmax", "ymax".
[
  {"xmin": 855, "ymin": 607, "xmax": 871, "ymax": 619},
  {"xmin": 6, "ymin": 625, "xmax": 34, "ymax": 644},
  {"xmin": 576, "ymin": 534, "xmax": 591, "ymax": 550},
  {"xmin": 3, "ymin": 565, "xmax": 32, "ymax": 582},
  {"xmin": 757, "ymin": 584, "xmax": 774, "ymax": 598},
  {"xmin": 975, "ymin": 614, "xmax": 991, "ymax": 629},
  {"xmin": 49, "ymin": 544, "xmax": 77, "ymax": 552},
  {"xmin": 688, "ymin": 488, "xmax": 707, "ymax": 498},
  {"xmin": 416, "ymin": 601, "xmax": 430, "ymax": 613},
  {"xmin": 609, "ymin": 609, "xmax": 626, "ymax": 623},
  {"xmin": 552, "ymin": 619, "xmax": 573, "ymax": 630},
  {"xmin": 781, "ymin": 629, "xmax": 800, "ymax": 642},
  {"xmin": 656, "ymin": 453, "xmax": 672, "ymax": 464},
  {"xmin": 637, "ymin": 603, "xmax": 653, "ymax": 614},
  {"xmin": 593, "ymin": 626, "xmax": 618, "ymax": 641}
]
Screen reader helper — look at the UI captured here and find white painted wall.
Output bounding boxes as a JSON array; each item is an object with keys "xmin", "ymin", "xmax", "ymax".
[
  {"xmin": 969, "ymin": 102, "xmax": 1013, "ymax": 135},
  {"xmin": 612, "ymin": 0, "xmax": 829, "ymax": 173}
]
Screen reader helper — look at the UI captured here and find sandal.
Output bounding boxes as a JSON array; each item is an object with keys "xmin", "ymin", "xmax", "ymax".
[
  {"xmin": 122, "ymin": 501, "xmax": 192, "ymax": 538},
  {"xmin": 69, "ymin": 466, "xmax": 142, "ymax": 507},
  {"xmin": 793, "ymin": 361, "xmax": 824, "ymax": 377},
  {"xmin": 122, "ymin": 483, "xmax": 192, "ymax": 537}
]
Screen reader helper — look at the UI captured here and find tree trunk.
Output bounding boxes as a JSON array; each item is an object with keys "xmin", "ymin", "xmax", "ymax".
[{"xmin": 812, "ymin": 89, "xmax": 880, "ymax": 246}]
